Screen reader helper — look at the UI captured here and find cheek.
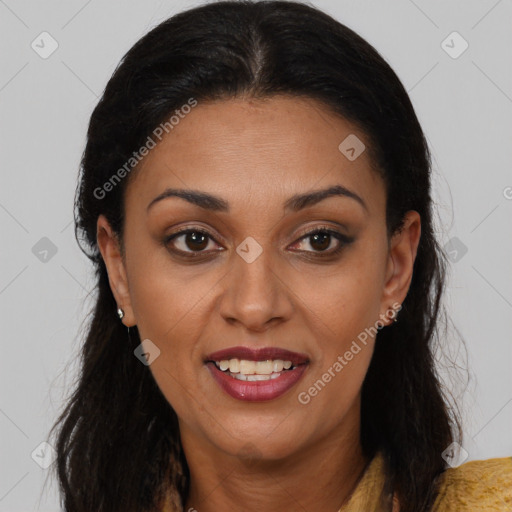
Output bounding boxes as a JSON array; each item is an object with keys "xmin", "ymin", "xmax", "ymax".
[
  {"xmin": 291, "ymin": 245, "xmax": 385, "ymax": 408},
  {"xmin": 293, "ymin": 251, "xmax": 385, "ymax": 339},
  {"xmin": 126, "ymin": 236, "xmax": 217, "ymax": 343},
  {"xmin": 124, "ymin": 241, "xmax": 226, "ymax": 400},
  {"xmin": 295, "ymin": 282, "xmax": 378, "ymax": 424},
  {"xmin": 127, "ymin": 265, "xmax": 209, "ymax": 420}
]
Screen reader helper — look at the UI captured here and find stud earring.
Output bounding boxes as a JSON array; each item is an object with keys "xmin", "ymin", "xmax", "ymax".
[
  {"xmin": 391, "ymin": 304, "xmax": 400, "ymax": 323},
  {"xmin": 117, "ymin": 307, "xmax": 125, "ymax": 320}
]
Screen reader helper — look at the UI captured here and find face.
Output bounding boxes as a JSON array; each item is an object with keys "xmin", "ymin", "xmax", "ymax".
[{"xmin": 97, "ymin": 95, "xmax": 420, "ymax": 462}]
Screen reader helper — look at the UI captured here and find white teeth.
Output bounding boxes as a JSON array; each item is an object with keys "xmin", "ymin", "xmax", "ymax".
[
  {"xmin": 272, "ymin": 360, "xmax": 284, "ymax": 373},
  {"xmin": 215, "ymin": 358, "xmax": 296, "ymax": 375},
  {"xmin": 232, "ymin": 372, "xmax": 283, "ymax": 381}
]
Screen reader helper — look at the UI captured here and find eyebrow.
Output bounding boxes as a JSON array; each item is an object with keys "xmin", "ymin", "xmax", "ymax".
[{"xmin": 146, "ymin": 185, "xmax": 368, "ymax": 214}]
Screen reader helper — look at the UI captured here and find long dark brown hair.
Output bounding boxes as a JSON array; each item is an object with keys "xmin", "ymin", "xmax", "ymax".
[{"xmin": 46, "ymin": 1, "xmax": 466, "ymax": 510}]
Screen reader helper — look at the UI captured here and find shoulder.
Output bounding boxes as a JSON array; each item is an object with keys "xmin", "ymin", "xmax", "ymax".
[{"xmin": 431, "ymin": 455, "xmax": 512, "ymax": 511}]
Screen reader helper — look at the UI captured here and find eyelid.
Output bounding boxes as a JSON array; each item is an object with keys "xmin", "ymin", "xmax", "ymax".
[
  {"xmin": 288, "ymin": 224, "xmax": 353, "ymax": 254},
  {"xmin": 293, "ymin": 223, "xmax": 350, "ymax": 241},
  {"xmin": 165, "ymin": 224, "xmax": 224, "ymax": 243},
  {"xmin": 165, "ymin": 223, "xmax": 347, "ymax": 244},
  {"xmin": 164, "ymin": 226, "xmax": 225, "ymax": 253}
]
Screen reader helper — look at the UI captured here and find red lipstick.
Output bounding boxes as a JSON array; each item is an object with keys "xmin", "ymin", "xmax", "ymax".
[
  {"xmin": 205, "ymin": 345, "xmax": 310, "ymax": 402},
  {"xmin": 206, "ymin": 346, "xmax": 309, "ymax": 366}
]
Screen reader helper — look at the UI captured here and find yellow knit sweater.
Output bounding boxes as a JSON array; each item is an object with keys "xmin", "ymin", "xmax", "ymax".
[{"xmin": 337, "ymin": 451, "xmax": 512, "ymax": 511}]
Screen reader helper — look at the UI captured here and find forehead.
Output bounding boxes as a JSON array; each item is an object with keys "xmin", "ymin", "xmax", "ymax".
[{"xmin": 126, "ymin": 95, "xmax": 385, "ymax": 217}]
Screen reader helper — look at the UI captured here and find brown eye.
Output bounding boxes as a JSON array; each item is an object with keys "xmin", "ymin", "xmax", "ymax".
[
  {"xmin": 165, "ymin": 229, "xmax": 221, "ymax": 255},
  {"xmin": 183, "ymin": 231, "xmax": 208, "ymax": 251},
  {"xmin": 308, "ymin": 231, "xmax": 331, "ymax": 252},
  {"xmin": 290, "ymin": 227, "xmax": 353, "ymax": 257}
]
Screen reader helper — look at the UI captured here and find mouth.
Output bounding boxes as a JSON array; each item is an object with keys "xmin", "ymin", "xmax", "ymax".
[{"xmin": 204, "ymin": 346, "xmax": 310, "ymax": 402}]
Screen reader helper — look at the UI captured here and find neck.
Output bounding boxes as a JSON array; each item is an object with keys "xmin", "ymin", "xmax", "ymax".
[{"xmin": 180, "ymin": 404, "xmax": 368, "ymax": 512}]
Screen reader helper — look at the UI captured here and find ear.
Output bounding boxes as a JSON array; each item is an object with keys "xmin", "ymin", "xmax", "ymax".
[
  {"xmin": 96, "ymin": 214, "xmax": 136, "ymax": 327},
  {"xmin": 379, "ymin": 210, "xmax": 421, "ymax": 326}
]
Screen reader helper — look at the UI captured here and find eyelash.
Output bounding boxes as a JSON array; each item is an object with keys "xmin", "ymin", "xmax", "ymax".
[
  {"xmin": 293, "ymin": 226, "xmax": 353, "ymax": 257},
  {"xmin": 163, "ymin": 225, "xmax": 353, "ymax": 260}
]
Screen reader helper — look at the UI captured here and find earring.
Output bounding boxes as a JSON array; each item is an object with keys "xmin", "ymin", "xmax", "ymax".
[
  {"xmin": 117, "ymin": 307, "xmax": 125, "ymax": 320},
  {"xmin": 391, "ymin": 305, "xmax": 400, "ymax": 323}
]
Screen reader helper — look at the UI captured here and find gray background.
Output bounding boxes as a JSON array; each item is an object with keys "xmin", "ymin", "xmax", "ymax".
[{"xmin": 1, "ymin": 0, "xmax": 511, "ymax": 510}]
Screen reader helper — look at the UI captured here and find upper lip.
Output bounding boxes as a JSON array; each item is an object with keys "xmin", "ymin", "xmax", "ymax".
[{"xmin": 205, "ymin": 346, "xmax": 310, "ymax": 366}]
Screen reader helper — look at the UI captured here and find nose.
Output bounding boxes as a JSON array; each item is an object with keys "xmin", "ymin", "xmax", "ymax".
[{"xmin": 218, "ymin": 240, "xmax": 294, "ymax": 332}]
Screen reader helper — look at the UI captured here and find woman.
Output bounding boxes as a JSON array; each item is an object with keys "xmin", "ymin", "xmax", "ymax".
[{"xmin": 48, "ymin": 1, "xmax": 512, "ymax": 511}]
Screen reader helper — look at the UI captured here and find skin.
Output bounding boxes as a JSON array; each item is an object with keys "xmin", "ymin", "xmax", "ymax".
[{"xmin": 97, "ymin": 95, "xmax": 421, "ymax": 512}]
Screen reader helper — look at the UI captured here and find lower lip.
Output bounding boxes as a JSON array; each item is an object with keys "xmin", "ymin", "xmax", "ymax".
[{"xmin": 206, "ymin": 362, "xmax": 309, "ymax": 402}]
